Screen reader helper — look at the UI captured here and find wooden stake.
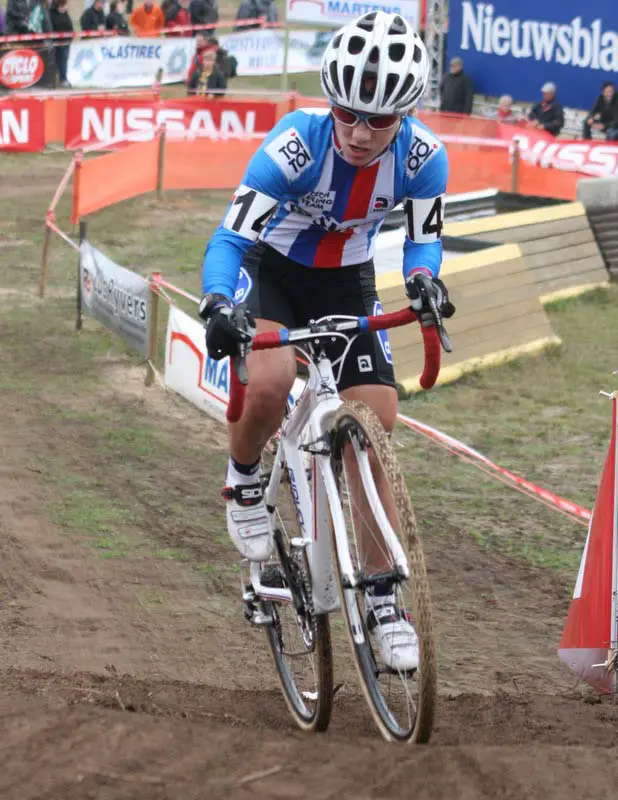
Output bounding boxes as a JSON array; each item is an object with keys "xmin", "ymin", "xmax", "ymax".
[{"xmin": 145, "ymin": 273, "xmax": 161, "ymax": 387}]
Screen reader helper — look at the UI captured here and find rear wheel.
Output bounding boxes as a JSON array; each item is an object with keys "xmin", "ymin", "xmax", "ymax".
[
  {"xmin": 329, "ymin": 401, "xmax": 436, "ymax": 743},
  {"xmin": 261, "ymin": 449, "xmax": 333, "ymax": 732}
]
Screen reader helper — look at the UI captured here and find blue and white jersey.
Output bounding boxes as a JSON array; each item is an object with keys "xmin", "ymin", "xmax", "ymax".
[{"xmin": 203, "ymin": 108, "xmax": 448, "ymax": 298}]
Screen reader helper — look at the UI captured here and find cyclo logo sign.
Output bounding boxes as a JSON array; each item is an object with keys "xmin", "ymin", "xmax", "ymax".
[{"xmin": 0, "ymin": 49, "xmax": 44, "ymax": 89}]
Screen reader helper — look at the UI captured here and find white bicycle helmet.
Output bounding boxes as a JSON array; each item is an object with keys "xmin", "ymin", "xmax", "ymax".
[{"xmin": 321, "ymin": 11, "xmax": 429, "ymax": 115}]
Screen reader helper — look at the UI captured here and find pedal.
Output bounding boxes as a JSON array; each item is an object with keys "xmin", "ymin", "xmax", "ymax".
[{"xmin": 242, "ymin": 582, "xmax": 273, "ymax": 626}]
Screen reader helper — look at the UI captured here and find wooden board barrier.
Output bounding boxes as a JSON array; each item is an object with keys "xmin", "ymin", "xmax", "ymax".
[
  {"xmin": 444, "ymin": 202, "xmax": 609, "ymax": 302},
  {"xmin": 376, "ymin": 244, "xmax": 561, "ymax": 392}
]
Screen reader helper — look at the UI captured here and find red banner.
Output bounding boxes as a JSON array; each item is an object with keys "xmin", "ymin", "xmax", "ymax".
[
  {"xmin": 64, "ymin": 97, "xmax": 277, "ymax": 149},
  {"xmin": 0, "ymin": 97, "xmax": 45, "ymax": 152},
  {"xmin": 497, "ymin": 124, "xmax": 618, "ymax": 178}
]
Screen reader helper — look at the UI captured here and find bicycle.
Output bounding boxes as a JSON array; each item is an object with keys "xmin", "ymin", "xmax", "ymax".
[{"xmin": 228, "ymin": 304, "xmax": 450, "ymax": 744}]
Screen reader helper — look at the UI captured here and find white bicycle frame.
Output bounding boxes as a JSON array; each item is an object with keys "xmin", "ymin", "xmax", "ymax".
[{"xmin": 247, "ymin": 345, "xmax": 410, "ymax": 641}]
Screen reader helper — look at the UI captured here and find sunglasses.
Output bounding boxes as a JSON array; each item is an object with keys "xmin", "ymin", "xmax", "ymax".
[{"xmin": 331, "ymin": 105, "xmax": 402, "ymax": 131}]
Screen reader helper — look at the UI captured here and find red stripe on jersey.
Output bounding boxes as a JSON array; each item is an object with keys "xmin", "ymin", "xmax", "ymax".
[
  {"xmin": 343, "ymin": 161, "xmax": 381, "ymax": 221},
  {"xmin": 313, "ymin": 229, "xmax": 354, "ymax": 267}
]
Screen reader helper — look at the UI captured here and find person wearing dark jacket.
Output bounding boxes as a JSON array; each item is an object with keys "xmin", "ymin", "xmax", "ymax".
[
  {"xmin": 439, "ymin": 56, "xmax": 474, "ymax": 115},
  {"xmin": 106, "ymin": 0, "xmax": 129, "ymax": 33},
  {"xmin": 189, "ymin": 0, "xmax": 218, "ymax": 31},
  {"xmin": 80, "ymin": 0, "xmax": 105, "ymax": 31},
  {"xmin": 50, "ymin": 0, "xmax": 73, "ymax": 86},
  {"xmin": 583, "ymin": 81, "xmax": 618, "ymax": 141},
  {"xmin": 5, "ymin": 0, "xmax": 30, "ymax": 33},
  {"xmin": 165, "ymin": 0, "xmax": 191, "ymax": 34},
  {"xmin": 527, "ymin": 82, "xmax": 564, "ymax": 137}
]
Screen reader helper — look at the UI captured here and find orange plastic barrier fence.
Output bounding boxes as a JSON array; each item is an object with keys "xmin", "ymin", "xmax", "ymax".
[
  {"xmin": 445, "ymin": 143, "xmax": 578, "ymax": 200},
  {"xmin": 163, "ymin": 137, "xmax": 261, "ymax": 191},
  {"xmin": 72, "ymin": 138, "xmax": 159, "ymax": 221},
  {"xmin": 517, "ymin": 160, "xmax": 579, "ymax": 201}
]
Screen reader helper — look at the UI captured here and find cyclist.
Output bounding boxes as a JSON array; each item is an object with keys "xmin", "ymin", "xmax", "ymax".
[{"xmin": 199, "ymin": 10, "xmax": 453, "ymax": 672}]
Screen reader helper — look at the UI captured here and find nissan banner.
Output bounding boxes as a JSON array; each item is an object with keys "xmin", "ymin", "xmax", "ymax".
[
  {"xmin": 80, "ymin": 242, "xmax": 150, "ymax": 356},
  {"xmin": 448, "ymin": 0, "xmax": 618, "ymax": 108}
]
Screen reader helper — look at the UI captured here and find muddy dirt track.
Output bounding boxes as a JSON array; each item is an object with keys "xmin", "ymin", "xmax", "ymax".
[{"xmin": 1, "ymin": 365, "xmax": 618, "ymax": 799}]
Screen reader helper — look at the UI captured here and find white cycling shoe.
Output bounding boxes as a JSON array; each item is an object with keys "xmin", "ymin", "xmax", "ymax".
[
  {"xmin": 222, "ymin": 481, "xmax": 274, "ymax": 562},
  {"xmin": 366, "ymin": 599, "xmax": 420, "ymax": 673}
]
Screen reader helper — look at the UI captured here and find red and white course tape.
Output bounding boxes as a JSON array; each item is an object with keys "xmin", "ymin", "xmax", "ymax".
[{"xmin": 397, "ymin": 413, "xmax": 592, "ymax": 525}]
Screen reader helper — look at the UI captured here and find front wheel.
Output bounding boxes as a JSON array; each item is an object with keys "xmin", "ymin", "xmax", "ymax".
[{"xmin": 329, "ymin": 401, "xmax": 437, "ymax": 743}]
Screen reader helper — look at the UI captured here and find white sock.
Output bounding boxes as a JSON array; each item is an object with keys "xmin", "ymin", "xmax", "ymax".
[{"xmin": 226, "ymin": 458, "xmax": 260, "ymax": 487}]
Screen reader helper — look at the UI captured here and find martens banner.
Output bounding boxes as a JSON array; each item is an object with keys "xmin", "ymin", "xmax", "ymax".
[{"xmin": 448, "ymin": 0, "xmax": 618, "ymax": 108}]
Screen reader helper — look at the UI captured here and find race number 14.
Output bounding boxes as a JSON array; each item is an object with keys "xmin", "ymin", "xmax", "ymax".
[
  {"xmin": 404, "ymin": 195, "xmax": 445, "ymax": 243},
  {"xmin": 223, "ymin": 184, "xmax": 278, "ymax": 241}
]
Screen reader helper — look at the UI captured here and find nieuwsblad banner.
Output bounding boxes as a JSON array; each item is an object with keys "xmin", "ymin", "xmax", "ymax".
[
  {"xmin": 64, "ymin": 96, "xmax": 277, "ymax": 147},
  {"xmin": 165, "ymin": 305, "xmax": 305, "ymax": 425},
  {"xmin": 80, "ymin": 242, "xmax": 150, "ymax": 356},
  {"xmin": 286, "ymin": 0, "xmax": 420, "ymax": 29},
  {"xmin": 448, "ymin": 0, "xmax": 618, "ymax": 108},
  {"xmin": 0, "ymin": 97, "xmax": 45, "ymax": 152}
]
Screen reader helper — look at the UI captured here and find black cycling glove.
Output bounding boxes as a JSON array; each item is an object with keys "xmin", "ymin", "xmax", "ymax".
[
  {"xmin": 198, "ymin": 293, "xmax": 256, "ymax": 361},
  {"xmin": 405, "ymin": 272, "xmax": 456, "ymax": 327}
]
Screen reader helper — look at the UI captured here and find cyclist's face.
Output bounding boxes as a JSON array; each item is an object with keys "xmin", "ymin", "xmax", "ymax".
[{"xmin": 333, "ymin": 116, "xmax": 399, "ymax": 167}]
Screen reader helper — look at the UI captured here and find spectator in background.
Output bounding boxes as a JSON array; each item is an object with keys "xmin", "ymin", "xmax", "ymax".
[
  {"xmin": 583, "ymin": 81, "xmax": 618, "ymax": 141},
  {"xmin": 209, "ymin": 35, "xmax": 237, "ymax": 80},
  {"xmin": 165, "ymin": 0, "xmax": 191, "ymax": 34},
  {"xmin": 80, "ymin": 0, "xmax": 105, "ymax": 30},
  {"xmin": 5, "ymin": 0, "xmax": 30, "ymax": 33},
  {"xmin": 439, "ymin": 56, "xmax": 474, "ymax": 115},
  {"xmin": 495, "ymin": 94, "xmax": 519, "ymax": 124},
  {"xmin": 235, "ymin": 0, "xmax": 277, "ymax": 31},
  {"xmin": 106, "ymin": 0, "xmax": 129, "ymax": 33},
  {"xmin": 50, "ymin": 0, "xmax": 73, "ymax": 86},
  {"xmin": 187, "ymin": 33, "xmax": 226, "ymax": 95},
  {"xmin": 189, "ymin": 0, "xmax": 218, "ymax": 34},
  {"xmin": 130, "ymin": 0, "xmax": 165, "ymax": 35},
  {"xmin": 527, "ymin": 82, "xmax": 564, "ymax": 137}
]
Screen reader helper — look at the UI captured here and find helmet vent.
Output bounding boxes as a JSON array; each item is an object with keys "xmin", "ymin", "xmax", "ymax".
[
  {"xmin": 342, "ymin": 65, "xmax": 355, "ymax": 100},
  {"xmin": 383, "ymin": 73, "xmax": 399, "ymax": 104},
  {"xmin": 329, "ymin": 61, "xmax": 342, "ymax": 97},
  {"xmin": 347, "ymin": 35, "xmax": 365, "ymax": 55},
  {"xmin": 368, "ymin": 45, "xmax": 380, "ymax": 64},
  {"xmin": 332, "ymin": 33, "xmax": 343, "ymax": 49},
  {"xmin": 389, "ymin": 43, "xmax": 405, "ymax": 62},
  {"xmin": 413, "ymin": 44, "xmax": 423, "ymax": 63},
  {"xmin": 393, "ymin": 73, "xmax": 414, "ymax": 105},
  {"xmin": 357, "ymin": 12, "xmax": 376, "ymax": 31},
  {"xmin": 360, "ymin": 71, "xmax": 378, "ymax": 103},
  {"xmin": 388, "ymin": 15, "xmax": 407, "ymax": 35}
]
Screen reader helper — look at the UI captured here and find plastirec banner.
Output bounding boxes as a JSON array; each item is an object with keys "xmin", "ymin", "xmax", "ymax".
[
  {"xmin": 80, "ymin": 242, "xmax": 150, "ymax": 356},
  {"xmin": 218, "ymin": 29, "xmax": 335, "ymax": 76},
  {"xmin": 64, "ymin": 97, "xmax": 277, "ymax": 147},
  {"xmin": 286, "ymin": 0, "xmax": 420, "ymax": 29},
  {"xmin": 0, "ymin": 97, "xmax": 45, "ymax": 152},
  {"xmin": 165, "ymin": 306, "xmax": 304, "ymax": 425},
  {"xmin": 67, "ymin": 36, "xmax": 195, "ymax": 89},
  {"xmin": 448, "ymin": 0, "xmax": 618, "ymax": 108}
]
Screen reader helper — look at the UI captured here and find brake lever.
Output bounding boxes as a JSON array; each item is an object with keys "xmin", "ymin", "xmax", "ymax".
[
  {"xmin": 427, "ymin": 295, "xmax": 453, "ymax": 354},
  {"xmin": 234, "ymin": 342, "xmax": 250, "ymax": 385}
]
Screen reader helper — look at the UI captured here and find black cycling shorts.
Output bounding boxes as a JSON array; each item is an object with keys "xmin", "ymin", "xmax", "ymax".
[{"xmin": 235, "ymin": 242, "xmax": 396, "ymax": 392}]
